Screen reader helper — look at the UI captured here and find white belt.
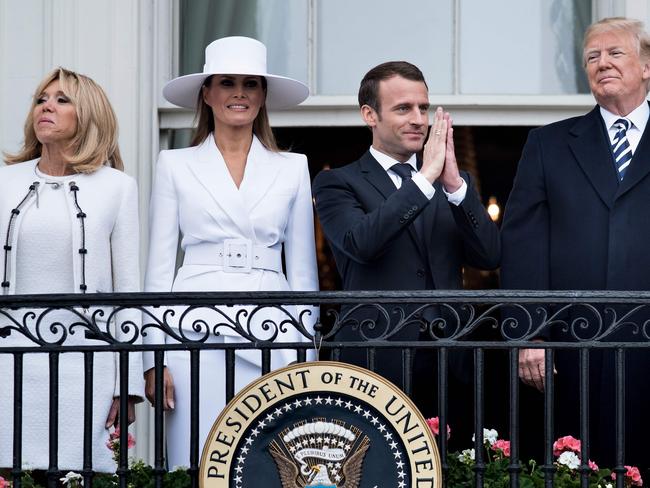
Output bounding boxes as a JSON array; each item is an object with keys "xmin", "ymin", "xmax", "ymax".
[{"xmin": 183, "ymin": 239, "xmax": 282, "ymax": 273}]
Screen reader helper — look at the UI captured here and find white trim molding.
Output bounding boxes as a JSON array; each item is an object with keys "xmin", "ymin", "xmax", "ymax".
[{"xmin": 160, "ymin": 94, "xmax": 598, "ymax": 129}]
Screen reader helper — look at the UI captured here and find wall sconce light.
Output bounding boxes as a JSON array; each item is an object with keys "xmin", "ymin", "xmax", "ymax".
[{"xmin": 487, "ymin": 196, "xmax": 500, "ymax": 222}]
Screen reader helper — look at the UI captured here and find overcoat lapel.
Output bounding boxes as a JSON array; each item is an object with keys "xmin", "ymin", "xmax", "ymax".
[
  {"xmin": 239, "ymin": 136, "xmax": 281, "ymax": 215},
  {"xmin": 359, "ymin": 151, "xmax": 427, "ymax": 259},
  {"xmin": 186, "ymin": 135, "xmax": 255, "ymax": 238},
  {"xmin": 615, "ymin": 102, "xmax": 650, "ymax": 199},
  {"xmin": 568, "ymin": 106, "xmax": 618, "ymax": 209}
]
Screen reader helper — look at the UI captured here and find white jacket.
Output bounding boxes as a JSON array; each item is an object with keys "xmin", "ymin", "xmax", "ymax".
[
  {"xmin": 0, "ymin": 159, "xmax": 144, "ymax": 398},
  {"xmin": 143, "ymin": 135, "xmax": 319, "ymax": 370}
]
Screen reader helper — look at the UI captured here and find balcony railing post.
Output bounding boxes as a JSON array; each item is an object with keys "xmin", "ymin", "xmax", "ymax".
[
  {"xmin": 47, "ymin": 352, "xmax": 59, "ymax": 488},
  {"xmin": 543, "ymin": 348, "xmax": 556, "ymax": 487},
  {"xmin": 153, "ymin": 351, "xmax": 165, "ymax": 488},
  {"xmin": 579, "ymin": 349, "xmax": 590, "ymax": 488},
  {"xmin": 189, "ymin": 348, "xmax": 200, "ymax": 488},
  {"xmin": 12, "ymin": 352, "xmax": 23, "ymax": 488},
  {"xmin": 474, "ymin": 347, "xmax": 485, "ymax": 487},
  {"xmin": 82, "ymin": 352, "xmax": 94, "ymax": 487},
  {"xmin": 614, "ymin": 347, "xmax": 625, "ymax": 488},
  {"xmin": 117, "ymin": 351, "xmax": 129, "ymax": 488},
  {"xmin": 437, "ymin": 347, "xmax": 449, "ymax": 484},
  {"xmin": 508, "ymin": 348, "xmax": 521, "ymax": 487}
]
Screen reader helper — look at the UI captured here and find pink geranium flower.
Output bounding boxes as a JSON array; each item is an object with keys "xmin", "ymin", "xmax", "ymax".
[
  {"xmin": 552, "ymin": 435, "xmax": 581, "ymax": 457},
  {"xmin": 106, "ymin": 427, "xmax": 136, "ymax": 452},
  {"xmin": 612, "ymin": 465, "xmax": 643, "ymax": 487},
  {"xmin": 492, "ymin": 439, "xmax": 511, "ymax": 457},
  {"xmin": 588, "ymin": 460, "xmax": 599, "ymax": 471},
  {"xmin": 0, "ymin": 476, "xmax": 8, "ymax": 488},
  {"xmin": 426, "ymin": 417, "xmax": 451, "ymax": 439}
]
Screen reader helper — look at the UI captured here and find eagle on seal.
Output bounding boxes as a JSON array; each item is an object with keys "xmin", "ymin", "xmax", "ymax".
[{"xmin": 268, "ymin": 442, "xmax": 369, "ymax": 488}]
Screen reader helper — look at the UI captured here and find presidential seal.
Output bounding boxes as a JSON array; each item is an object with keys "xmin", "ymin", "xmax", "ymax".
[{"xmin": 200, "ymin": 361, "xmax": 441, "ymax": 488}]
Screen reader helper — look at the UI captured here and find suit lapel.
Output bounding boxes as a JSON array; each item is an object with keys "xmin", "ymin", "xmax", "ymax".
[
  {"xmin": 239, "ymin": 136, "xmax": 282, "ymax": 215},
  {"xmin": 359, "ymin": 151, "xmax": 398, "ymax": 199},
  {"xmin": 417, "ymin": 157, "xmax": 439, "ymax": 248},
  {"xmin": 359, "ymin": 151, "xmax": 427, "ymax": 258},
  {"xmin": 615, "ymin": 102, "xmax": 650, "ymax": 199},
  {"xmin": 568, "ymin": 106, "xmax": 618, "ymax": 209},
  {"xmin": 186, "ymin": 135, "xmax": 255, "ymax": 238}
]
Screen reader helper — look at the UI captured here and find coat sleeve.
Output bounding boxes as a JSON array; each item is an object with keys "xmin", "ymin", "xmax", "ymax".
[
  {"xmin": 282, "ymin": 156, "xmax": 319, "ymax": 340},
  {"xmin": 500, "ymin": 129, "xmax": 551, "ymax": 339},
  {"xmin": 142, "ymin": 151, "xmax": 180, "ymax": 371},
  {"xmin": 312, "ymin": 168, "xmax": 429, "ymax": 264},
  {"xmin": 110, "ymin": 175, "xmax": 145, "ymax": 400},
  {"xmin": 448, "ymin": 171, "xmax": 501, "ymax": 270},
  {"xmin": 501, "ymin": 129, "xmax": 550, "ymax": 290}
]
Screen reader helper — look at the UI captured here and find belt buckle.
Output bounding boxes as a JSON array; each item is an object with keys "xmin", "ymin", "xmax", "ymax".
[{"xmin": 223, "ymin": 238, "xmax": 252, "ymax": 273}]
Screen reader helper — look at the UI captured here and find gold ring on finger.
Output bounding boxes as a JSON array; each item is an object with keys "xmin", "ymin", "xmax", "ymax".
[{"xmin": 434, "ymin": 130, "xmax": 442, "ymax": 135}]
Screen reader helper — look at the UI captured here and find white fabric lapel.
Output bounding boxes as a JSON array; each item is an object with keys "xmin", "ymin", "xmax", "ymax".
[
  {"xmin": 186, "ymin": 135, "xmax": 255, "ymax": 238},
  {"xmin": 239, "ymin": 136, "xmax": 282, "ymax": 214}
]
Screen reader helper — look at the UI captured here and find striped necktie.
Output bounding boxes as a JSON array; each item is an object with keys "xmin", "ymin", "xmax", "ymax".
[{"xmin": 612, "ymin": 118, "xmax": 633, "ymax": 180}]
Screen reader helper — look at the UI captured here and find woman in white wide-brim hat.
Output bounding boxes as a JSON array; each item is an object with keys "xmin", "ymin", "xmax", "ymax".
[{"xmin": 143, "ymin": 36, "xmax": 319, "ymax": 468}]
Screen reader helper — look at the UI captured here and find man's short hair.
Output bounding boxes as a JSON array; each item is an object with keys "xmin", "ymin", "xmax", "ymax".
[
  {"xmin": 583, "ymin": 17, "xmax": 650, "ymax": 65},
  {"xmin": 358, "ymin": 61, "xmax": 427, "ymax": 113}
]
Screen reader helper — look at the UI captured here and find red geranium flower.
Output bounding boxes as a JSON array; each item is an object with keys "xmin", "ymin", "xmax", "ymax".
[{"xmin": 426, "ymin": 417, "xmax": 451, "ymax": 440}]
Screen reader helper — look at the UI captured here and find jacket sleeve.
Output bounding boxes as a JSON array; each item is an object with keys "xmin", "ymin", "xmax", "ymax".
[
  {"xmin": 282, "ymin": 156, "xmax": 319, "ymax": 344},
  {"xmin": 500, "ymin": 129, "xmax": 551, "ymax": 339},
  {"xmin": 142, "ymin": 151, "xmax": 180, "ymax": 371},
  {"xmin": 110, "ymin": 176, "xmax": 145, "ymax": 400},
  {"xmin": 312, "ymin": 168, "xmax": 429, "ymax": 264},
  {"xmin": 501, "ymin": 129, "xmax": 550, "ymax": 290},
  {"xmin": 448, "ymin": 171, "xmax": 501, "ymax": 270}
]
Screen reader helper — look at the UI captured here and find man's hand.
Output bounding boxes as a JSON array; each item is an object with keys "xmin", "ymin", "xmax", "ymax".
[
  {"xmin": 518, "ymin": 347, "xmax": 556, "ymax": 392},
  {"xmin": 144, "ymin": 366, "xmax": 175, "ymax": 410},
  {"xmin": 420, "ymin": 107, "xmax": 447, "ymax": 184},
  {"xmin": 439, "ymin": 116, "xmax": 464, "ymax": 193}
]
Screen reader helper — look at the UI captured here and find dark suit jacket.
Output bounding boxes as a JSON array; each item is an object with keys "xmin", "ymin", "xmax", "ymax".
[
  {"xmin": 313, "ymin": 150, "xmax": 499, "ymax": 371},
  {"xmin": 501, "ymin": 104, "xmax": 650, "ymax": 468},
  {"xmin": 313, "ymin": 151, "xmax": 500, "ymax": 294},
  {"xmin": 502, "ymin": 104, "xmax": 650, "ymax": 293}
]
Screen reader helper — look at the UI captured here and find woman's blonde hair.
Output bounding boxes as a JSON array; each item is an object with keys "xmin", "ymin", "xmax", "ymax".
[
  {"xmin": 190, "ymin": 75, "xmax": 280, "ymax": 151},
  {"xmin": 4, "ymin": 67, "xmax": 124, "ymax": 172}
]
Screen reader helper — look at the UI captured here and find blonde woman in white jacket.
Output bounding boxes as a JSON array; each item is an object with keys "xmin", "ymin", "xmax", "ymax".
[
  {"xmin": 143, "ymin": 37, "xmax": 318, "ymax": 468},
  {"xmin": 0, "ymin": 68, "xmax": 144, "ymax": 472}
]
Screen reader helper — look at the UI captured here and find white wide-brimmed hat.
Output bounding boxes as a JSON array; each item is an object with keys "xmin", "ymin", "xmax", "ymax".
[{"xmin": 163, "ymin": 36, "xmax": 309, "ymax": 110}]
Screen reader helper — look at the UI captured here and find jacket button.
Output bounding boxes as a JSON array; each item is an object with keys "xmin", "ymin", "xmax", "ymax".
[
  {"xmin": 403, "ymin": 214, "xmax": 409, "ymax": 220},
  {"xmin": 417, "ymin": 269, "xmax": 426, "ymax": 277},
  {"xmin": 411, "ymin": 205, "xmax": 418, "ymax": 211}
]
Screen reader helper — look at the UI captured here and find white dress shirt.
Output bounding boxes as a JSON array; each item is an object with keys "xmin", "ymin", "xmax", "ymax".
[
  {"xmin": 369, "ymin": 146, "xmax": 467, "ymax": 205},
  {"xmin": 600, "ymin": 100, "xmax": 649, "ymax": 154}
]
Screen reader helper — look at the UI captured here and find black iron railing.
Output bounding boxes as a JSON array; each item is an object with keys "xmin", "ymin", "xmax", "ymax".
[{"xmin": 2, "ymin": 290, "xmax": 650, "ymax": 488}]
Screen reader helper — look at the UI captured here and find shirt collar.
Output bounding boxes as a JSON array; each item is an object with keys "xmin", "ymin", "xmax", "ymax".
[
  {"xmin": 600, "ymin": 100, "xmax": 649, "ymax": 132},
  {"xmin": 369, "ymin": 146, "xmax": 418, "ymax": 173}
]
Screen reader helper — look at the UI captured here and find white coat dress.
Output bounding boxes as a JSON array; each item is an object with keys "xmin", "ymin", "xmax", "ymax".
[
  {"xmin": 0, "ymin": 160, "xmax": 144, "ymax": 472},
  {"xmin": 143, "ymin": 135, "xmax": 319, "ymax": 469}
]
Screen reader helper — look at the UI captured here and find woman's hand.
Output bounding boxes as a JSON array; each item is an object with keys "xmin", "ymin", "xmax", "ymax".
[
  {"xmin": 144, "ymin": 366, "xmax": 176, "ymax": 410},
  {"xmin": 105, "ymin": 396, "xmax": 138, "ymax": 428}
]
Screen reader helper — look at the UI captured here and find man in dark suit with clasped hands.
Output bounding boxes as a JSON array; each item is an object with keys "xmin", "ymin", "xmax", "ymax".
[
  {"xmin": 501, "ymin": 17, "xmax": 650, "ymax": 472},
  {"xmin": 312, "ymin": 61, "xmax": 500, "ymax": 420}
]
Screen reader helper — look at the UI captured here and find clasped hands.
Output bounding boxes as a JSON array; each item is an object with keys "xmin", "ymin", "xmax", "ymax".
[{"xmin": 420, "ymin": 107, "xmax": 464, "ymax": 192}]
